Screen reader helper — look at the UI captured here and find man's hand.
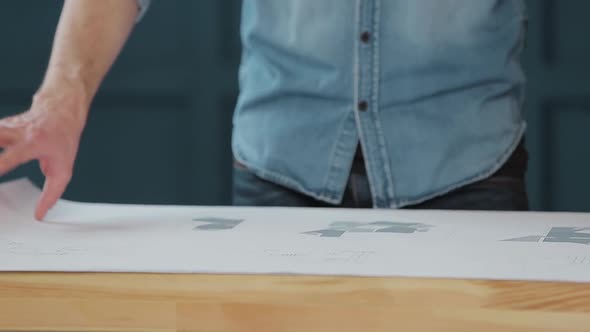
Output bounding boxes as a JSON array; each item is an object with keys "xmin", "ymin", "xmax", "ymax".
[
  {"xmin": 0, "ymin": 83, "xmax": 88, "ymax": 220},
  {"xmin": 0, "ymin": 0, "xmax": 140, "ymax": 220}
]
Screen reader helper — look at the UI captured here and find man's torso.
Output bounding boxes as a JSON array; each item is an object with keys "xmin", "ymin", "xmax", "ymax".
[{"xmin": 232, "ymin": 0, "xmax": 528, "ymax": 208}]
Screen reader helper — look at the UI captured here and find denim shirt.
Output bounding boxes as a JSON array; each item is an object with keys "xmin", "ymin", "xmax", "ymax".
[{"xmin": 137, "ymin": 0, "xmax": 528, "ymax": 208}]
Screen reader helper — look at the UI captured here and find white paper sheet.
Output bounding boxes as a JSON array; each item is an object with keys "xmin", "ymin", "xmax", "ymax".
[{"xmin": 1, "ymin": 178, "xmax": 590, "ymax": 283}]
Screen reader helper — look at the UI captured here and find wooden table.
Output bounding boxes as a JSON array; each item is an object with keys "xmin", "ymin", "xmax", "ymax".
[{"xmin": 0, "ymin": 272, "xmax": 589, "ymax": 332}]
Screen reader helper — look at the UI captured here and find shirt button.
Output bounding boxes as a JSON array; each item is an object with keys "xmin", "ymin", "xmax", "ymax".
[
  {"xmin": 358, "ymin": 100, "xmax": 368, "ymax": 112},
  {"xmin": 360, "ymin": 31, "xmax": 370, "ymax": 43}
]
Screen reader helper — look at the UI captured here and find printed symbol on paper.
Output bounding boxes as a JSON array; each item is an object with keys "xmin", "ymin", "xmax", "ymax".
[
  {"xmin": 503, "ymin": 227, "xmax": 590, "ymax": 245},
  {"xmin": 193, "ymin": 217, "xmax": 243, "ymax": 231},
  {"xmin": 569, "ymin": 256, "xmax": 590, "ymax": 265},
  {"xmin": 302, "ymin": 221, "xmax": 432, "ymax": 238},
  {"xmin": 264, "ymin": 249, "xmax": 309, "ymax": 258}
]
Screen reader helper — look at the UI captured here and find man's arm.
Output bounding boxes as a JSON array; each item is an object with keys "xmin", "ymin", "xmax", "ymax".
[
  {"xmin": 0, "ymin": 0, "xmax": 144, "ymax": 220},
  {"xmin": 41, "ymin": 0, "xmax": 140, "ymax": 110}
]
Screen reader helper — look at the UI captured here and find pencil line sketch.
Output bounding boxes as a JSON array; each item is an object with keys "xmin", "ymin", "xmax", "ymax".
[
  {"xmin": 6, "ymin": 240, "xmax": 85, "ymax": 256},
  {"xmin": 302, "ymin": 221, "xmax": 432, "ymax": 237},
  {"xmin": 503, "ymin": 227, "xmax": 590, "ymax": 245},
  {"xmin": 193, "ymin": 217, "xmax": 244, "ymax": 231},
  {"xmin": 323, "ymin": 250, "xmax": 376, "ymax": 264},
  {"xmin": 263, "ymin": 248, "xmax": 376, "ymax": 264}
]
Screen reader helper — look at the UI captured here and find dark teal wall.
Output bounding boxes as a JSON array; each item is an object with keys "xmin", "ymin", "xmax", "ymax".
[
  {"xmin": 520, "ymin": 0, "xmax": 590, "ymax": 211},
  {"xmin": 1, "ymin": 0, "xmax": 589, "ymax": 211}
]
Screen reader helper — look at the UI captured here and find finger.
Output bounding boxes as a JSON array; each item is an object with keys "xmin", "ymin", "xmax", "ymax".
[
  {"xmin": 0, "ymin": 116, "xmax": 16, "ymax": 128},
  {"xmin": 0, "ymin": 128, "xmax": 17, "ymax": 148},
  {"xmin": 0, "ymin": 136, "xmax": 16, "ymax": 148},
  {"xmin": 39, "ymin": 159, "xmax": 49, "ymax": 176},
  {"xmin": 0, "ymin": 113, "xmax": 34, "ymax": 129},
  {"xmin": 35, "ymin": 173, "xmax": 70, "ymax": 221},
  {"xmin": 0, "ymin": 145, "xmax": 34, "ymax": 176}
]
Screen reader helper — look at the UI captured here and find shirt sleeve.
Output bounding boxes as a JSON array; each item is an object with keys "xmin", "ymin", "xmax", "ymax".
[{"xmin": 136, "ymin": 0, "xmax": 150, "ymax": 22}]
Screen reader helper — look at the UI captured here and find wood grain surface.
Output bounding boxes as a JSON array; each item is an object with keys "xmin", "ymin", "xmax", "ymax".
[{"xmin": 0, "ymin": 272, "xmax": 589, "ymax": 331}]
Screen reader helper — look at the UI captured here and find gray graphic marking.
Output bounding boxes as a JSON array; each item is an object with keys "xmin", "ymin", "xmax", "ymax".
[
  {"xmin": 504, "ymin": 227, "xmax": 590, "ymax": 245},
  {"xmin": 303, "ymin": 221, "xmax": 432, "ymax": 238},
  {"xmin": 504, "ymin": 236, "xmax": 543, "ymax": 242},
  {"xmin": 193, "ymin": 217, "xmax": 243, "ymax": 230},
  {"xmin": 545, "ymin": 227, "xmax": 590, "ymax": 244}
]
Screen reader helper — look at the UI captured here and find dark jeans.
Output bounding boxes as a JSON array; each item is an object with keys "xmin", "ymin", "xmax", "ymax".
[{"xmin": 232, "ymin": 141, "xmax": 529, "ymax": 211}]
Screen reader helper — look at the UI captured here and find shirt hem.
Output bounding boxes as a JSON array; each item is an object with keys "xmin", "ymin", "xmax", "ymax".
[
  {"xmin": 388, "ymin": 123, "xmax": 528, "ymax": 209},
  {"xmin": 232, "ymin": 123, "xmax": 526, "ymax": 210},
  {"xmin": 232, "ymin": 145, "xmax": 343, "ymax": 205}
]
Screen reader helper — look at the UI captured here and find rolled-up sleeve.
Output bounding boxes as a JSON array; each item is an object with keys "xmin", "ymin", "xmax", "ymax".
[{"xmin": 136, "ymin": 0, "xmax": 150, "ymax": 22}]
